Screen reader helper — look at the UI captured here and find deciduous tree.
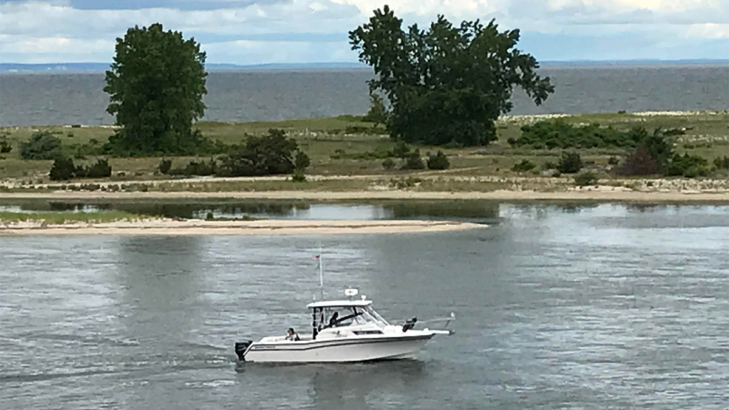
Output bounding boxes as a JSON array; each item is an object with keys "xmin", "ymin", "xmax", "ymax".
[
  {"xmin": 104, "ymin": 23, "xmax": 208, "ymax": 156},
  {"xmin": 349, "ymin": 6, "xmax": 554, "ymax": 146}
]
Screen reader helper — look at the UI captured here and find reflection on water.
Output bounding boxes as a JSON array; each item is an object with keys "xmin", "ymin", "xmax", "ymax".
[
  {"xmin": 113, "ymin": 236, "xmax": 206, "ymax": 345},
  {"xmin": 2, "ymin": 202, "xmax": 729, "ymax": 409},
  {"xmin": 0, "ymin": 199, "xmax": 500, "ymax": 222}
]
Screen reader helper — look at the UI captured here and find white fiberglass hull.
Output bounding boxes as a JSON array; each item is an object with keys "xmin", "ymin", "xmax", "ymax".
[{"xmin": 242, "ymin": 333, "xmax": 435, "ymax": 363}]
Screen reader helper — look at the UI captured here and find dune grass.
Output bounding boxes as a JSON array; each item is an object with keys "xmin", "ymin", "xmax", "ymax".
[
  {"xmin": 0, "ymin": 210, "xmax": 145, "ymax": 224},
  {"xmin": 2, "ymin": 111, "xmax": 729, "ymax": 185}
]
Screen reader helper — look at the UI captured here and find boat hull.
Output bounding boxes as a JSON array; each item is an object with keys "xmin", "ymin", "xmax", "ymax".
[{"xmin": 242, "ymin": 334, "xmax": 434, "ymax": 363}]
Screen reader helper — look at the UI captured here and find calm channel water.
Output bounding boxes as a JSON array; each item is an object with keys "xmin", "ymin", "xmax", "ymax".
[{"xmin": 1, "ymin": 201, "xmax": 729, "ymax": 409}]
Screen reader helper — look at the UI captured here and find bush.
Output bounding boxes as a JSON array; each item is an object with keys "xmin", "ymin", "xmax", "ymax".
[
  {"xmin": 183, "ymin": 159, "xmax": 216, "ymax": 176},
  {"xmin": 86, "ymin": 159, "xmax": 112, "ymax": 178},
  {"xmin": 344, "ymin": 125, "xmax": 388, "ymax": 135},
  {"xmin": 382, "ymin": 158, "xmax": 396, "ymax": 170},
  {"xmin": 331, "ymin": 145, "xmax": 393, "ymax": 161},
  {"xmin": 291, "ymin": 169, "xmax": 307, "ymax": 182},
  {"xmin": 294, "ymin": 150, "xmax": 310, "ymax": 171},
  {"xmin": 608, "ymin": 156, "xmax": 619, "ymax": 165},
  {"xmin": 512, "ymin": 159, "xmax": 536, "ymax": 172},
  {"xmin": 49, "ymin": 157, "xmax": 76, "ymax": 181},
  {"xmin": 217, "ymin": 129, "xmax": 298, "ymax": 177},
  {"xmin": 667, "ymin": 153, "xmax": 708, "ymax": 178},
  {"xmin": 401, "ymin": 149, "xmax": 425, "ymax": 170},
  {"xmin": 714, "ymin": 156, "xmax": 729, "ymax": 170},
  {"xmin": 426, "ymin": 151, "xmax": 450, "ymax": 170},
  {"xmin": 513, "ymin": 122, "xmax": 685, "ymax": 152},
  {"xmin": 0, "ymin": 139, "xmax": 11, "ymax": 154},
  {"xmin": 515, "ymin": 120, "xmax": 636, "ymax": 149},
  {"xmin": 619, "ymin": 147, "xmax": 660, "ymax": 176},
  {"xmin": 158, "ymin": 159, "xmax": 172, "ymax": 174},
  {"xmin": 20, "ymin": 131, "xmax": 63, "ymax": 160},
  {"xmin": 557, "ymin": 152, "xmax": 583, "ymax": 174},
  {"xmin": 574, "ymin": 171, "xmax": 598, "ymax": 187},
  {"xmin": 362, "ymin": 93, "xmax": 387, "ymax": 126},
  {"xmin": 392, "ymin": 141, "xmax": 410, "ymax": 159}
]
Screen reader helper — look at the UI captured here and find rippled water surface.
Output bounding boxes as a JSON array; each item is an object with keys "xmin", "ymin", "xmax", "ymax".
[
  {"xmin": 2, "ymin": 202, "xmax": 729, "ymax": 409},
  {"xmin": 2, "ymin": 65, "xmax": 728, "ymax": 126}
]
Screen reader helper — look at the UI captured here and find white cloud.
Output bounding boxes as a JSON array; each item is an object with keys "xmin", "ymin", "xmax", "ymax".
[{"xmin": 1, "ymin": 0, "xmax": 728, "ymax": 63}]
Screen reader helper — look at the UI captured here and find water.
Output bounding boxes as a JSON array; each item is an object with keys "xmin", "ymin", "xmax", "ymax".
[
  {"xmin": 2, "ymin": 201, "xmax": 729, "ymax": 409},
  {"xmin": 1, "ymin": 65, "xmax": 728, "ymax": 127},
  {"xmin": 0, "ymin": 199, "xmax": 499, "ymax": 221}
]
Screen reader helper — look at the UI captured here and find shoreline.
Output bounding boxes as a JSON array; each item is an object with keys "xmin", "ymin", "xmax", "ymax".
[
  {"xmin": 4, "ymin": 189, "xmax": 729, "ymax": 203},
  {"xmin": 0, "ymin": 219, "xmax": 487, "ymax": 236}
]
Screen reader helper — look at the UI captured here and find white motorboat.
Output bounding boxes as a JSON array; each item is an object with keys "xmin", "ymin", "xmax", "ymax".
[{"xmin": 235, "ymin": 288, "xmax": 455, "ymax": 363}]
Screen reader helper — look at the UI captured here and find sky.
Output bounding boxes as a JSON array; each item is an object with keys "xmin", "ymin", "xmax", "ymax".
[{"xmin": 0, "ymin": 0, "xmax": 728, "ymax": 65}]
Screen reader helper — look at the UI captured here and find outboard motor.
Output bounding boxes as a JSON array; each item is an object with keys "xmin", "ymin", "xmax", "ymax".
[
  {"xmin": 402, "ymin": 317, "xmax": 417, "ymax": 332},
  {"xmin": 234, "ymin": 340, "xmax": 253, "ymax": 361}
]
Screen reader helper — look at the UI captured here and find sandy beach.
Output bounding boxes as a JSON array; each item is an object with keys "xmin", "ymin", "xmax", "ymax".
[
  {"xmin": 3, "ymin": 188, "xmax": 729, "ymax": 202},
  {"xmin": 0, "ymin": 218, "xmax": 487, "ymax": 236}
]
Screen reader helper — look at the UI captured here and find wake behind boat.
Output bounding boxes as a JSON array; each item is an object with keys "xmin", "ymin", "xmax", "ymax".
[{"xmin": 235, "ymin": 288, "xmax": 455, "ymax": 363}]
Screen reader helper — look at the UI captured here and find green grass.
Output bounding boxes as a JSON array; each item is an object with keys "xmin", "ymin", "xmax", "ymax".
[
  {"xmin": 0, "ymin": 210, "xmax": 144, "ymax": 224},
  {"xmin": 3, "ymin": 111, "xmax": 729, "ymax": 184}
]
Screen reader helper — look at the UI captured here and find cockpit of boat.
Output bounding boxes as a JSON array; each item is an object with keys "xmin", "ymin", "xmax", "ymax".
[{"xmin": 307, "ymin": 299, "xmax": 391, "ymax": 338}]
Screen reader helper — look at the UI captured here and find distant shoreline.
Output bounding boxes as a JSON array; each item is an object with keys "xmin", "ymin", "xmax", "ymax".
[{"xmin": 2, "ymin": 59, "xmax": 728, "ymax": 74}]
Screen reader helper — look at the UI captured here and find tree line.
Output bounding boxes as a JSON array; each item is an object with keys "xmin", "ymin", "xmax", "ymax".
[{"xmin": 17, "ymin": 10, "xmax": 713, "ymax": 182}]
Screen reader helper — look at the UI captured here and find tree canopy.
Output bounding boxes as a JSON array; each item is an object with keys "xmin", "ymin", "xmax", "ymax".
[
  {"xmin": 349, "ymin": 6, "xmax": 554, "ymax": 146},
  {"xmin": 104, "ymin": 23, "xmax": 208, "ymax": 156}
]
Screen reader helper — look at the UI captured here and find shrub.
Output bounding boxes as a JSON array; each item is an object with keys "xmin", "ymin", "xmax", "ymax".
[
  {"xmin": 714, "ymin": 156, "xmax": 729, "ymax": 170},
  {"xmin": 427, "ymin": 151, "xmax": 450, "ymax": 170},
  {"xmin": 183, "ymin": 159, "xmax": 216, "ymax": 176},
  {"xmin": 382, "ymin": 158, "xmax": 396, "ymax": 170},
  {"xmin": 20, "ymin": 131, "xmax": 63, "ymax": 160},
  {"xmin": 513, "ymin": 122, "xmax": 685, "ymax": 152},
  {"xmin": 344, "ymin": 125, "xmax": 388, "ymax": 135},
  {"xmin": 557, "ymin": 152, "xmax": 583, "ymax": 174},
  {"xmin": 608, "ymin": 156, "xmax": 620, "ymax": 165},
  {"xmin": 49, "ymin": 157, "xmax": 76, "ymax": 181},
  {"xmin": 86, "ymin": 159, "xmax": 112, "ymax": 178},
  {"xmin": 217, "ymin": 129, "xmax": 298, "ymax": 177},
  {"xmin": 291, "ymin": 169, "xmax": 307, "ymax": 182},
  {"xmin": 667, "ymin": 153, "xmax": 708, "ymax": 178},
  {"xmin": 294, "ymin": 150, "xmax": 310, "ymax": 171},
  {"xmin": 158, "ymin": 159, "xmax": 172, "ymax": 174},
  {"xmin": 515, "ymin": 120, "xmax": 634, "ymax": 149},
  {"xmin": 619, "ymin": 147, "xmax": 660, "ymax": 176},
  {"xmin": 512, "ymin": 159, "xmax": 536, "ymax": 172},
  {"xmin": 0, "ymin": 139, "xmax": 11, "ymax": 154},
  {"xmin": 574, "ymin": 171, "xmax": 598, "ymax": 187},
  {"xmin": 542, "ymin": 161, "xmax": 556, "ymax": 170},
  {"xmin": 392, "ymin": 141, "xmax": 410, "ymax": 159},
  {"xmin": 362, "ymin": 93, "xmax": 387, "ymax": 126},
  {"xmin": 401, "ymin": 149, "xmax": 425, "ymax": 170}
]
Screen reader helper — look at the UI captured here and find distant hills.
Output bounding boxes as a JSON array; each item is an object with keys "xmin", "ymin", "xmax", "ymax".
[{"xmin": 1, "ymin": 60, "xmax": 726, "ymax": 73}]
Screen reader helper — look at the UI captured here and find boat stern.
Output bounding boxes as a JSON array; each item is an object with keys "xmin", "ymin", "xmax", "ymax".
[{"xmin": 234, "ymin": 340, "xmax": 253, "ymax": 361}]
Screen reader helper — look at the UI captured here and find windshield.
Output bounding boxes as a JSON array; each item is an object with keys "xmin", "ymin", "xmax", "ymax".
[{"xmin": 321, "ymin": 306, "xmax": 388, "ymax": 328}]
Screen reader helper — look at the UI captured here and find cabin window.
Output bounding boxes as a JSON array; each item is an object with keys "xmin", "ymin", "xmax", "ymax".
[{"xmin": 353, "ymin": 330, "xmax": 384, "ymax": 335}]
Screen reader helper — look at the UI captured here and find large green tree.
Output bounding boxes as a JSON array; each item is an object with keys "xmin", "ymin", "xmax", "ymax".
[
  {"xmin": 349, "ymin": 6, "xmax": 554, "ymax": 146},
  {"xmin": 104, "ymin": 23, "xmax": 208, "ymax": 156}
]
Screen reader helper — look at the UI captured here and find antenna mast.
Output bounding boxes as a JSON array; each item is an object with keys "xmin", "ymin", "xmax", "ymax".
[{"xmin": 318, "ymin": 243, "xmax": 324, "ymax": 300}]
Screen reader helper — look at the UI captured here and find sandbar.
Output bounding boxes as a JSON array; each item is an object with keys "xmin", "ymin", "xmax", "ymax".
[
  {"xmin": 0, "ymin": 219, "xmax": 487, "ymax": 236},
  {"xmin": 3, "ymin": 189, "xmax": 729, "ymax": 202}
]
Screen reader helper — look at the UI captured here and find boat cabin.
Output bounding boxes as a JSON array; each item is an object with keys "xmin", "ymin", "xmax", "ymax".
[{"xmin": 306, "ymin": 299, "xmax": 390, "ymax": 339}]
